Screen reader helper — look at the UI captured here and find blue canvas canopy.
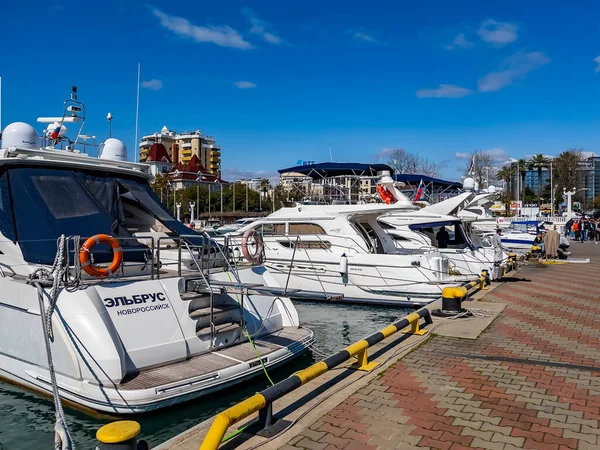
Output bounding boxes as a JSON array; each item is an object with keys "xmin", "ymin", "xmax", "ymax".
[
  {"xmin": 393, "ymin": 174, "xmax": 462, "ymax": 189},
  {"xmin": 278, "ymin": 162, "xmax": 394, "ymax": 178},
  {"xmin": 0, "ymin": 164, "xmax": 209, "ymax": 265}
]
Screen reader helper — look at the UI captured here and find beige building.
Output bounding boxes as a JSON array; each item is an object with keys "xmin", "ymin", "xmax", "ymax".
[{"xmin": 139, "ymin": 126, "xmax": 222, "ymax": 175}]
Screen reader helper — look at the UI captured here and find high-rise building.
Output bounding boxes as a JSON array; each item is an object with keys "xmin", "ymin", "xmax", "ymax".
[{"xmin": 139, "ymin": 126, "xmax": 221, "ymax": 176}]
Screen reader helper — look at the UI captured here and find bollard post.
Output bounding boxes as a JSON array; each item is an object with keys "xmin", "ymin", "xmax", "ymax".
[
  {"xmin": 96, "ymin": 421, "xmax": 149, "ymax": 450},
  {"xmin": 432, "ymin": 287, "xmax": 471, "ymax": 318},
  {"xmin": 256, "ymin": 402, "xmax": 291, "ymax": 438},
  {"xmin": 352, "ymin": 348, "xmax": 380, "ymax": 371},
  {"xmin": 480, "ymin": 271, "xmax": 489, "ymax": 290}
]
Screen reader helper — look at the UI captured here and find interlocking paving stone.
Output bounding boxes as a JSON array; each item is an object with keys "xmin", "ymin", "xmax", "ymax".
[{"xmin": 284, "ymin": 244, "xmax": 600, "ymax": 449}]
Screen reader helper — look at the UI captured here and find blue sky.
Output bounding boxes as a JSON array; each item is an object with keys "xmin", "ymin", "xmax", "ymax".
[{"xmin": 2, "ymin": 0, "xmax": 600, "ymax": 181}]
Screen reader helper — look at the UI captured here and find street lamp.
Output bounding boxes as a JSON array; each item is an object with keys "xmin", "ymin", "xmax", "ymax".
[
  {"xmin": 190, "ymin": 202, "xmax": 196, "ymax": 223},
  {"xmin": 175, "ymin": 202, "xmax": 182, "ymax": 222},
  {"xmin": 106, "ymin": 112, "xmax": 113, "ymax": 138}
]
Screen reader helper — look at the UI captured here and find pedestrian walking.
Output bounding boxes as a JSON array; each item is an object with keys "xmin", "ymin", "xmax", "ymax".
[
  {"xmin": 573, "ymin": 220, "xmax": 580, "ymax": 241},
  {"xmin": 492, "ymin": 228, "xmax": 503, "ymax": 265},
  {"xmin": 565, "ymin": 218, "xmax": 573, "ymax": 238}
]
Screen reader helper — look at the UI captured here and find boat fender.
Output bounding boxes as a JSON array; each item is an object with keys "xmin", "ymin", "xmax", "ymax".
[
  {"xmin": 339, "ymin": 253, "xmax": 348, "ymax": 275},
  {"xmin": 79, "ymin": 234, "xmax": 123, "ymax": 278},
  {"xmin": 241, "ymin": 229, "xmax": 264, "ymax": 265}
]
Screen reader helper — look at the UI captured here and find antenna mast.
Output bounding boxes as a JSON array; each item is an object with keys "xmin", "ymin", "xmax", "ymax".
[
  {"xmin": 0, "ymin": 75, "xmax": 2, "ymax": 137},
  {"xmin": 134, "ymin": 63, "xmax": 140, "ymax": 163}
]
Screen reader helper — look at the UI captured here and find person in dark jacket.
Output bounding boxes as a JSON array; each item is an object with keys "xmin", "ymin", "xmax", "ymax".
[{"xmin": 565, "ymin": 218, "xmax": 573, "ymax": 238}]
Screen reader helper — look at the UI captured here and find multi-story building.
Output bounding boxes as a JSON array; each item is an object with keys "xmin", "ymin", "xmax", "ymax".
[
  {"xmin": 523, "ymin": 168, "xmax": 551, "ymax": 196},
  {"xmin": 239, "ymin": 178, "xmax": 264, "ymax": 191},
  {"xmin": 139, "ymin": 126, "xmax": 221, "ymax": 176}
]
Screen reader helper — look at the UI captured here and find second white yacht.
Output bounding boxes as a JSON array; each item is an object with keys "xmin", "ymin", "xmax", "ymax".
[{"xmin": 226, "ymin": 178, "xmax": 477, "ymax": 307}]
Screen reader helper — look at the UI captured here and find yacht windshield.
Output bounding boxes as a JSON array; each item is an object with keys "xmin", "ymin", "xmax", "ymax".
[
  {"xmin": 408, "ymin": 221, "xmax": 473, "ymax": 250},
  {"xmin": 2, "ymin": 165, "xmax": 206, "ymax": 265}
]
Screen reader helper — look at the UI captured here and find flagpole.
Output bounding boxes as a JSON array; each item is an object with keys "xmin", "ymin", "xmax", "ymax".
[{"xmin": 134, "ymin": 63, "xmax": 140, "ymax": 163}]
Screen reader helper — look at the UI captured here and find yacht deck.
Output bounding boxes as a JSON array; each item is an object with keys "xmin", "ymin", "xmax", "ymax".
[{"xmin": 116, "ymin": 327, "xmax": 312, "ymax": 390}]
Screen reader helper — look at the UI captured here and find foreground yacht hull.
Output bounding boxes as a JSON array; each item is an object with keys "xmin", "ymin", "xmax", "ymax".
[
  {"xmin": 0, "ymin": 268, "xmax": 313, "ymax": 414},
  {"xmin": 0, "ymin": 327, "xmax": 312, "ymax": 414}
]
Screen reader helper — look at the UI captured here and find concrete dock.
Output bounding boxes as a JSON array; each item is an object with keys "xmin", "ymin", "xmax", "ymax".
[{"xmin": 157, "ymin": 243, "xmax": 599, "ymax": 450}]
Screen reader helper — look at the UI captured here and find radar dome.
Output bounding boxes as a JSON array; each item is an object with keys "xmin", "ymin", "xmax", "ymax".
[
  {"xmin": 488, "ymin": 185, "xmax": 496, "ymax": 193},
  {"xmin": 463, "ymin": 176, "xmax": 475, "ymax": 191},
  {"xmin": 99, "ymin": 138, "xmax": 127, "ymax": 161},
  {"xmin": 1, "ymin": 122, "xmax": 40, "ymax": 150}
]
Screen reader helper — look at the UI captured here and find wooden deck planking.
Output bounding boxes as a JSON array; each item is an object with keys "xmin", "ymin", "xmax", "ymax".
[{"xmin": 116, "ymin": 327, "xmax": 311, "ymax": 390}]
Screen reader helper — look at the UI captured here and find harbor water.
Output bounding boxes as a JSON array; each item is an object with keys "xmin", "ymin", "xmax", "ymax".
[{"xmin": 0, "ymin": 301, "xmax": 412, "ymax": 450}]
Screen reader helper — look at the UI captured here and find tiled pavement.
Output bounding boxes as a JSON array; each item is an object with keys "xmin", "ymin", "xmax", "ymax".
[{"xmin": 283, "ymin": 244, "xmax": 600, "ymax": 450}]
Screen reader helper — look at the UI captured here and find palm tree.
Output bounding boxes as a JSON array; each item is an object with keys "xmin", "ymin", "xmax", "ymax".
[
  {"xmin": 259, "ymin": 178, "xmax": 271, "ymax": 210},
  {"xmin": 496, "ymin": 166, "xmax": 513, "ymax": 216},
  {"xmin": 529, "ymin": 153, "xmax": 549, "ymax": 210},
  {"xmin": 496, "ymin": 166, "xmax": 512, "ymax": 192}
]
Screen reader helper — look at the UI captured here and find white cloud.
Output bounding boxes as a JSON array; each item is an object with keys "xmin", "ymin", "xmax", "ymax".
[
  {"xmin": 242, "ymin": 8, "xmax": 282, "ymax": 45},
  {"xmin": 141, "ymin": 79, "xmax": 163, "ymax": 91},
  {"xmin": 222, "ymin": 168, "xmax": 279, "ymax": 185},
  {"xmin": 234, "ymin": 81, "xmax": 257, "ymax": 89},
  {"xmin": 374, "ymin": 148, "xmax": 394, "ymax": 160},
  {"xmin": 150, "ymin": 6, "xmax": 253, "ymax": 50},
  {"xmin": 478, "ymin": 51, "xmax": 550, "ymax": 92},
  {"xmin": 485, "ymin": 148, "xmax": 509, "ymax": 162},
  {"xmin": 353, "ymin": 32, "xmax": 378, "ymax": 43},
  {"xmin": 477, "ymin": 19, "xmax": 518, "ymax": 46},
  {"xmin": 455, "ymin": 148, "xmax": 508, "ymax": 163},
  {"xmin": 445, "ymin": 32, "xmax": 473, "ymax": 50},
  {"xmin": 594, "ymin": 56, "xmax": 600, "ymax": 73},
  {"xmin": 345, "ymin": 27, "xmax": 379, "ymax": 43},
  {"xmin": 416, "ymin": 84, "xmax": 473, "ymax": 98},
  {"xmin": 454, "ymin": 152, "xmax": 471, "ymax": 160}
]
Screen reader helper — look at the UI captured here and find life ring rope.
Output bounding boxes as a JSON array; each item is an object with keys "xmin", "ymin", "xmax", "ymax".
[{"xmin": 79, "ymin": 234, "xmax": 123, "ymax": 278}]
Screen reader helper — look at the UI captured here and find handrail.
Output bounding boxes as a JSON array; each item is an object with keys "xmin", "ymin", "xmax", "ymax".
[{"xmin": 199, "ymin": 307, "xmax": 433, "ymax": 450}]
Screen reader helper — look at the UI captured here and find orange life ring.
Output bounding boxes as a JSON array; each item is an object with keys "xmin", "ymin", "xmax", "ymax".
[
  {"xmin": 377, "ymin": 185, "xmax": 396, "ymax": 205},
  {"xmin": 241, "ymin": 229, "xmax": 264, "ymax": 264},
  {"xmin": 79, "ymin": 234, "xmax": 123, "ymax": 278}
]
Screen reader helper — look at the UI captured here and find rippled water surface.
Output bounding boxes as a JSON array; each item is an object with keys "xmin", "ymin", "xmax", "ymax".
[{"xmin": 0, "ymin": 301, "xmax": 411, "ymax": 449}]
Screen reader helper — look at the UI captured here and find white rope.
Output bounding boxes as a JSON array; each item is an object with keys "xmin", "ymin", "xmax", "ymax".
[{"xmin": 27, "ymin": 235, "xmax": 81, "ymax": 450}]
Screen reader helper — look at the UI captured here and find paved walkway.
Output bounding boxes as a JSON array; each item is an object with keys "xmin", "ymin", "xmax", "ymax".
[{"xmin": 283, "ymin": 244, "xmax": 600, "ymax": 450}]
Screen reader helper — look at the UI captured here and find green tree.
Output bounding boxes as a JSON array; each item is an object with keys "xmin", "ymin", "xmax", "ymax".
[
  {"xmin": 593, "ymin": 195, "xmax": 600, "ymax": 210},
  {"xmin": 524, "ymin": 186, "xmax": 537, "ymax": 203},
  {"xmin": 554, "ymin": 150, "xmax": 582, "ymax": 196},
  {"xmin": 151, "ymin": 173, "xmax": 171, "ymax": 204},
  {"xmin": 529, "ymin": 153, "xmax": 549, "ymax": 210},
  {"xmin": 496, "ymin": 166, "xmax": 513, "ymax": 194}
]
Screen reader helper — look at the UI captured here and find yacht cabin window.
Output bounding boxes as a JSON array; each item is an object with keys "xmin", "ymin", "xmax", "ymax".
[
  {"xmin": 288, "ymin": 223, "xmax": 326, "ymax": 235},
  {"xmin": 256, "ymin": 223, "xmax": 285, "ymax": 236},
  {"xmin": 409, "ymin": 222, "xmax": 471, "ymax": 249}
]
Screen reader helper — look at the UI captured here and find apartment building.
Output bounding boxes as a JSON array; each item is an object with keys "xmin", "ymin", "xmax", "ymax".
[{"xmin": 139, "ymin": 126, "xmax": 222, "ymax": 175}]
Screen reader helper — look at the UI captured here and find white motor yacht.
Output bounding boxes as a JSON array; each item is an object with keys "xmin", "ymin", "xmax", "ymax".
[
  {"xmin": 0, "ymin": 90, "xmax": 312, "ymax": 415},
  {"xmin": 217, "ymin": 217, "xmax": 258, "ymax": 234},
  {"xmin": 380, "ymin": 183, "xmax": 508, "ymax": 279},
  {"xmin": 225, "ymin": 176, "xmax": 475, "ymax": 307}
]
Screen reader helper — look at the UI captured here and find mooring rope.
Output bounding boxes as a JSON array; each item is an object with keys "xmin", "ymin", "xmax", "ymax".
[{"xmin": 27, "ymin": 235, "xmax": 82, "ymax": 450}]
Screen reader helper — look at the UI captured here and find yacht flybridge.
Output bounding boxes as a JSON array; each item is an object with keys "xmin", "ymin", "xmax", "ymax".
[
  {"xmin": 226, "ymin": 175, "xmax": 480, "ymax": 306},
  {"xmin": 0, "ymin": 89, "xmax": 312, "ymax": 415}
]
